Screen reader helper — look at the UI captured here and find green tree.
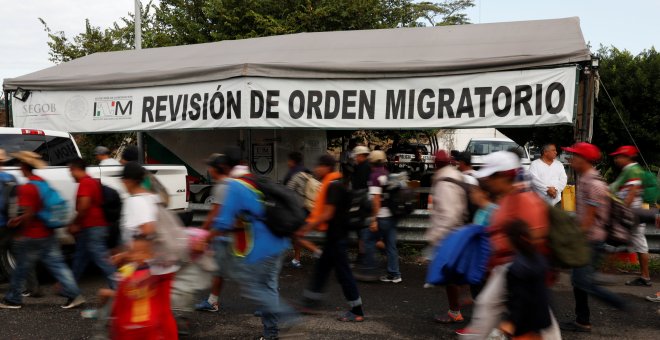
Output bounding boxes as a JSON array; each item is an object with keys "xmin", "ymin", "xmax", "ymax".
[{"xmin": 593, "ymin": 47, "xmax": 660, "ymax": 169}]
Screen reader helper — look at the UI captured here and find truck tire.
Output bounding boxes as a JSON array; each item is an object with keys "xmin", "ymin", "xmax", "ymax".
[{"xmin": 0, "ymin": 230, "xmax": 16, "ymax": 281}]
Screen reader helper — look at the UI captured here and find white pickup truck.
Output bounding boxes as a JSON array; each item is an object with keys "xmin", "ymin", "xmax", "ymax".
[{"xmin": 0, "ymin": 127, "xmax": 188, "ymax": 279}]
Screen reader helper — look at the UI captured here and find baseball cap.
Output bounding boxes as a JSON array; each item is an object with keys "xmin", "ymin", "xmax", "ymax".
[
  {"xmin": 434, "ymin": 150, "xmax": 451, "ymax": 166},
  {"xmin": 94, "ymin": 146, "xmax": 111, "ymax": 156},
  {"xmin": 609, "ymin": 145, "xmax": 638, "ymax": 157},
  {"xmin": 206, "ymin": 153, "xmax": 230, "ymax": 170},
  {"xmin": 352, "ymin": 146, "xmax": 371, "ymax": 155},
  {"xmin": 368, "ymin": 150, "xmax": 387, "ymax": 163},
  {"xmin": 562, "ymin": 142, "xmax": 601, "ymax": 162},
  {"xmin": 475, "ymin": 151, "xmax": 521, "ymax": 178}
]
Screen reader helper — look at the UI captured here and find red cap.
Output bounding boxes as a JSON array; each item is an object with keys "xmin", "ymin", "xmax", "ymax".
[
  {"xmin": 434, "ymin": 150, "xmax": 451, "ymax": 165},
  {"xmin": 562, "ymin": 142, "xmax": 601, "ymax": 162},
  {"xmin": 609, "ymin": 145, "xmax": 638, "ymax": 157}
]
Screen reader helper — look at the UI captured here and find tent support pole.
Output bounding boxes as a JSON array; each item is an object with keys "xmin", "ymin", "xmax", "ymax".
[
  {"xmin": 3, "ymin": 91, "xmax": 10, "ymax": 127},
  {"xmin": 580, "ymin": 67, "xmax": 592, "ymax": 143},
  {"xmin": 137, "ymin": 131, "xmax": 145, "ymax": 163}
]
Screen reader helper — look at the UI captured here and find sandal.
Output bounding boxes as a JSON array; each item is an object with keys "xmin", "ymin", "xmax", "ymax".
[
  {"xmin": 337, "ymin": 311, "xmax": 365, "ymax": 322},
  {"xmin": 434, "ymin": 311, "xmax": 464, "ymax": 324}
]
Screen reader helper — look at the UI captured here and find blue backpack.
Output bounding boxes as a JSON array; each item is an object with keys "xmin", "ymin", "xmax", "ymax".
[{"xmin": 30, "ymin": 180, "xmax": 69, "ymax": 229}]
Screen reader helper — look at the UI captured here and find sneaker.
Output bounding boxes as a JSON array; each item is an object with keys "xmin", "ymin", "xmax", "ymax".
[
  {"xmin": 646, "ymin": 293, "xmax": 660, "ymax": 303},
  {"xmin": 61, "ymin": 295, "xmax": 86, "ymax": 309},
  {"xmin": 380, "ymin": 275, "xmax": 403, "ymax": 283},
  {"xmin": 625, "ymin": 277, "xmax": 652, "ymax": 287},
  {"xmin": 434, "ymin": 311, "xmax": 464, "ymax": 324},
  {"xmin": 81, "ymin": 308, "xmax": 100, "ymax": 319},
  {"xmin": 22, "ymin": 290, "xmax": 45, "ymax": 298},
  {"xmin": 455, "ymin": 328, "xmax": 479, "ymax": 336},
  {"xmin": 195, "ymin": 300, "xmax": 219, "ymax": 312},
  {"xmin": 0, "ymin": 299, "xmax": 22, "ymax": 309},
  {"xmin": 289, "ymin": 259, "xmax": 302, "ymax": 269},
  {"xmin": 560, "ymin": 321, "xmax": 592, "ymax": 333}
]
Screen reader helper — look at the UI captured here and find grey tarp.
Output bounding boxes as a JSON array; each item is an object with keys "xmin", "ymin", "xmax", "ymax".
[{"xmin": 4, "ymin": 17, "xmax": 590, "ymax": 91}]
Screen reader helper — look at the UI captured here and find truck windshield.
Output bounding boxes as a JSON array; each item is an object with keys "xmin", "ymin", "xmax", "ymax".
[
  {"xmin": 0, "ymin": 135, "xmax": 79, "ymax": 166},
  {"xmin": 467, "ymin": 141, "xmax": 519, "ymax": 156}
]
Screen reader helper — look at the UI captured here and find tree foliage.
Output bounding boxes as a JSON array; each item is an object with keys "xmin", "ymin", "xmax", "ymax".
[
  {"xmin": 42, "ymin": 0, "xmax": 474, "ymax": 62},
  {"xmin": 593, "ymin": 47, "xmax": 660, "ymax": 168}
]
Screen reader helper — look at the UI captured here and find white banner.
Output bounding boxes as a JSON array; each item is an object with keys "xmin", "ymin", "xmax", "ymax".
[{"xmin": 11, "ymin": 67, "xmax": 577, "ymax": 132}]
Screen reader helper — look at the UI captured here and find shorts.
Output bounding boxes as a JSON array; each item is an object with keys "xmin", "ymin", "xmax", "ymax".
[{"xmin": 628, "ymin": 224, "xmax": 649, "ymax": 253}]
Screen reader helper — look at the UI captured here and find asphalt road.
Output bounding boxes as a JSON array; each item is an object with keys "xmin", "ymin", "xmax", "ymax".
[{"xmin": 0, "ymin": 257, "xmax": 659, "ymax": 339}]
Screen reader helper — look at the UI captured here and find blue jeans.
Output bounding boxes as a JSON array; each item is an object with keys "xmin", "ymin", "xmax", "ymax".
[
  {"xmin": 361, "ymin": 217, "xmax": 401, "ymax": 277},
  {"xmin": 572, "ymin": 242, "xmax": 625, "ymax": 325},
  {"xmin": 234, "ymin": 252, "xmax": 297, "ymax": 338},
  {"xmin": 72, "ymin": 226, "xmax": 116, "ymax": 289},
  {"xmin": 5, "ymin": 236, "xmax": 81, "ymax": 304}
]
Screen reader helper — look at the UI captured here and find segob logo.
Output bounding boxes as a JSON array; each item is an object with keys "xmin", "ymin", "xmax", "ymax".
[{"xmin": 93, "ymin": 97, "xmax": 133, "ymax": 120}]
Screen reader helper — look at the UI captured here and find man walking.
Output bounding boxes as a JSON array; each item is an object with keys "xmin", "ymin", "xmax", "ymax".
[
  {"xmin": 356, "ymin": 150, "xmax": 402, "ymax": 283},
  {"xmin": 196, "ymin": 153, "xmax": 231, "ymax": 313},
  {"xmin": 284, "ymin": 151, "xmax": 321, "ymax": 269},
  {"xmin": 529, "ymin": 143, "xmax": 567, "ymax": 207},
  {"xmin": 213, "ymin": 156, "xmax": 295, "ymax": 340},
  {"xmin": 94, "ymin": 146, "xmax": 120, "ymax": 166},
  {"xmin": 561, "ymin": 143, "xmax": 626, "ymax": 333},
  {"xmin": 610, "ymin": 145, "xmax": 651, "ymax": 287},
  {"xmin": 455, "ymin": 151, "xmax": 479, "ymax": 185},
  {"xmin": 300, "ymin": 155, "xmax": 365, "ymax": 322},
  {"xmin": 69, "ymin": 158, "xmax": 116, "ymax": 289},
  {"xmin": 0, "ymin": 151, "xmax": 84, "ymax": 309},
  {"xmin": 425, "ymin": 150, "xmax": 468, "ymax": 323}
]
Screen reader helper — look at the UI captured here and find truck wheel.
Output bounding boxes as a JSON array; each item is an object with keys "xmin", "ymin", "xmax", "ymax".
[
  {"xmin": 0, "ymin": 234, "xmax": 16, "ymax": 281},
  {"xmin": 200, "ymin": 188, "xmax": 213, "ymax": 205}
]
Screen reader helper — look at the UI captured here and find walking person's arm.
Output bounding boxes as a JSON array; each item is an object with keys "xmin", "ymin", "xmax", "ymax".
[{"xmin": 69, "ymin": 196, "xmax": 91, "ymax": 234}]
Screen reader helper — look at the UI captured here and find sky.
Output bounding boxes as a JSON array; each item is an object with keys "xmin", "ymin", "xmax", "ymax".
[{"xmin": 1, "ymin": 0, "xmax": 659, "ymax": 82}]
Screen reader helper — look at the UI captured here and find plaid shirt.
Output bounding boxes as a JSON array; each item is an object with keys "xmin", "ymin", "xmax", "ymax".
[{"xmin": 576, "ymin": 168, "xmax": 610, "ymax": 242}]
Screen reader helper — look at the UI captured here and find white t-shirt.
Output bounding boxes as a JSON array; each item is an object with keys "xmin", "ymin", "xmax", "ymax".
[
  {"xmin": 529, "ymin": 159, "xmax": 568, "ymax": 206},
  {"xmin": 121, "ymin": 193, "xmax": 159, "ymax": 246},
  {"xmin": 369, "ymin": 174, "xmax": 392, "ymax": 218},
  {"xmin": 99, "ymin": 158, "xmax": 121, "ymax": 166}
]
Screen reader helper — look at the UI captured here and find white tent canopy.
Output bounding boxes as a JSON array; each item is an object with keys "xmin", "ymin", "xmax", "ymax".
[{"xmin": 5, "ymin": 17, "xmax": 591, "ymax": 132}]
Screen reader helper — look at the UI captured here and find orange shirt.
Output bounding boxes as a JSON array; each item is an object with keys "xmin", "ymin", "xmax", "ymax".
[{"xmin": 487, "ymin": 191, "xmax": 549, "ymax": 268}]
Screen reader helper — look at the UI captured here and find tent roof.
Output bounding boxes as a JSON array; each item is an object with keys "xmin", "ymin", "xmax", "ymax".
[{"xmin": 4, "ymin": 17, "xmax": 590, "ymax": 91}]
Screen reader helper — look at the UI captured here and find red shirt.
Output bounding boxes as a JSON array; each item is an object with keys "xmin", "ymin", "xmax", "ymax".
[
  {"xmin": 76, "ymin": 176, "xmax": 107, "ymax": 228},
  {"xmin": 487, "ymin": 191, "xmax": 550, "ymax": 268},
  {"xmin": 17, "ymin": 175, "xmax": 53, "ymax": 239}
]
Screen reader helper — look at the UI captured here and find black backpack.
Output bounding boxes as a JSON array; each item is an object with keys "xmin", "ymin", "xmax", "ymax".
[
  {"xmin": 347, "ymin": 188, "xmax": 373, "ymax": 231},
  {"xmin": 0, "ymin": 173, "xmax": 18, "ymax": 223},
  {"xmin": 439, "ymin": 177, "xmax": 479, "ymax": 224},
  {"xmin": 238, "ymin": 175, "xmax": 307, "ymax": 237},
  {"xmin": 385, "ymin": 173, "xmax": 415, "ymax": 218},
  {"xmin": 100, "ymin": 184, "xmax": 122, "ymax": 224}
]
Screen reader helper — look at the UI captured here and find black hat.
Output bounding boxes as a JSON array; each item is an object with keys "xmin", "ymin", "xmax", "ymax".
[
  {"xmin": 121, "ymin": 146, "xmax": 139, "ymax": 162},
  {"xmin": 206, "ymin": 153, "xmax": 230, "ymax": 170},
  {"xmin": 317, "ymin": 154, "xmax": 337, "ymax": 168},
  {"xmin": 222, "ymin": 146, "xmax": 242, "ymax": 168},
  {"xmin": 122, "ymin": 161, "xmax": 146, "ymax": 181}
]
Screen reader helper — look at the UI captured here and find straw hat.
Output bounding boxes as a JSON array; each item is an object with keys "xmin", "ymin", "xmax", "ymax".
[{"xmin": 11, "ymin": 151, "xmax": 47, "ymax": 169}]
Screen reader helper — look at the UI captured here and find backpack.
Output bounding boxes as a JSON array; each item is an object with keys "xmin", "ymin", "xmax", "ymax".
[
  {"xmin": 0, "ymin": 173, "xmax": 18, "ymax": 225},
  {"xmin": 100, "ymin": 184, "xmax": 122, "ymax": 224},
  {"xmin": 641, "ymin": 170, "xmax": 659, "ymax": 204},
  {"xmin": 385, "ymin": 173, "xmax": 416, "ymax": 218},
  {"xmin": 238, "ymin": 175, "xmax": 307, "ymax": 237},
  {"xmin": 347, "ymin": 188, "xmax": 373, "ymax": 231},
  {"xmin": 153, "ymin": 203, "xmax": 190, "ymax": 264},
  {"xmin": 439, "ymin": 177, "xmax": 479, "ymax": 224},
  {"xmin": 29, "ymin": 180, "xmax": 69, "ymax": 229},
  {"xmin": 547, "ymin": 205, "xmax": 590, "ymax": 268},
  {"xmin": 301, "ymin": 172, "xmax": 321, "ymax": 212},
  {"xmin": 605, "ymin": 194, "xmax": 636, "ymax": 247}
]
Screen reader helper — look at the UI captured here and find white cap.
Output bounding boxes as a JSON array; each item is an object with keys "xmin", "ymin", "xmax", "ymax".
[
  {"xmin": 475, "ymin": 151, "xmax": 521, "ymax": 178},
  {"xmin": 352, "ymin": 146, "xmax": 371, "ymax": 155}
]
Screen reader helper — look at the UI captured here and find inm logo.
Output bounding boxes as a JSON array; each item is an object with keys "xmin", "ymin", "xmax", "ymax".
[{"xmin": 93, "ymin": 99, "xmax": 133, "ymax": 117}]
